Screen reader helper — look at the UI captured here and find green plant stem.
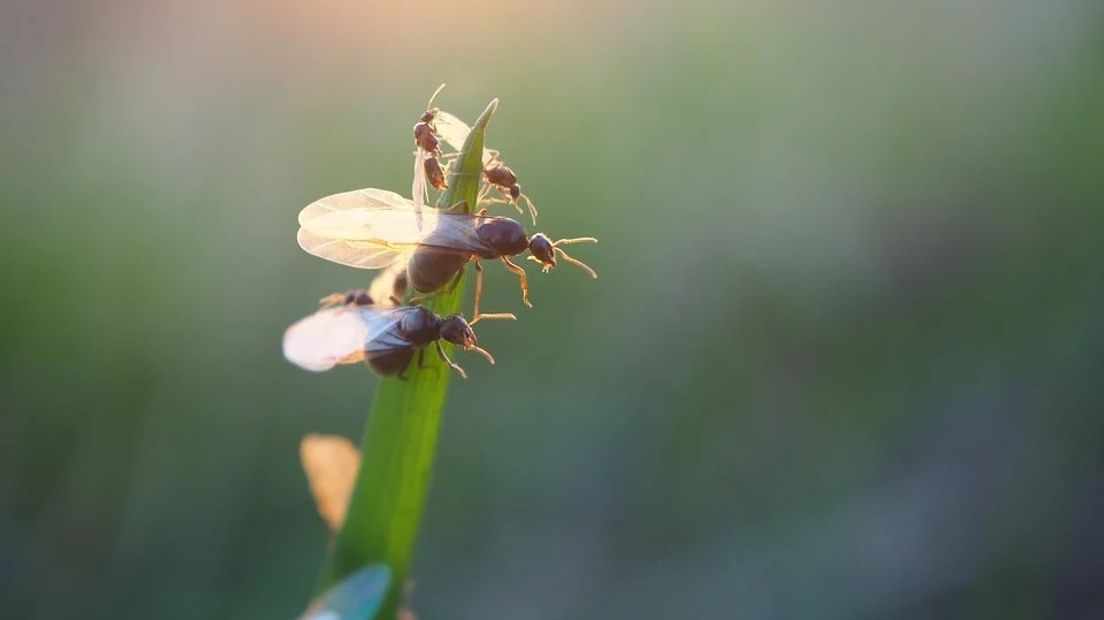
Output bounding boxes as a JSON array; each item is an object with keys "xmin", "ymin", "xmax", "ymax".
[{"xmin": 316, "ymin": 99, "xmax": 498, "ymax": 619}]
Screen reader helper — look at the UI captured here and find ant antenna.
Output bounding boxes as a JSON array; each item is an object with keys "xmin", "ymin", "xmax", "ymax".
[
  {"xmin": 469, "ymin": 345, "xmax": 496, "ymax": 365},
  {"xmin": 470, "ymin": 313, "xmax": 517, "ymax": 325},
  {"xmin": 519, "ymin": 193, "xmax": 539, "ymax": 226},
  {"xmin": 553, "ymin": 237, "xmax": 599, "ymax": 278},
  {"xmin": 426, "ymin": 83, "xmax": 446, "ymax": 109},
  {"xmin": 554, "ymin": 247, "xmax": 598, "ymax": 279},
  {"xmin": 553, "ymin": 237, "xmax": 598, "ymax": 246}
]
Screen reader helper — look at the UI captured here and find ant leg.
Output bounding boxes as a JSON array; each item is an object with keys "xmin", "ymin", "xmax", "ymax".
[
  {"xmin": 396, "ymin": 359, "xmax": 411, "ymax": 381},
  {"xmin": 477, "ymin": 183, "xmax": 493, "ymax": 204},
  {"xmin": 318, "ymin": 292, "xmax": 347, "ymax": 308},
  {"xmin": 500, "ymin": 256, "xmax": 532, "ymax": 308},
  {"xmin": 442, "ymin": 200, "xmax": 469, "ymax": 215},
  {"xmin": 408, "ymin": 292, "xmax": 437, "ymax": 306},
  {"xmin": 509, "ymin": 198, "xmax": 525, "ymax": 217},
  {"xmin": 417, "ymin": 347, "xmax": 429, "ymax": 369},
  {"xmin": 471, "ymin": 261, "xmax": 517, "ymax": 324},
  {"xmin": 472, "ymin": 260, "xmax": 484, "ymax": 318},
  {"xmin": 435, "ymin": 341, "xmax": 468, "ymax": 379},
  {"xmin": 446, "ymin": 266, "xmax": 465, "ymax": 294}
]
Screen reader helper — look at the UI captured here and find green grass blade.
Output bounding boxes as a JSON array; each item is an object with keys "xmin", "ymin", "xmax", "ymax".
[{"xmin": 316, "ymin": 98, "xmax": 499, "ymax": 619}]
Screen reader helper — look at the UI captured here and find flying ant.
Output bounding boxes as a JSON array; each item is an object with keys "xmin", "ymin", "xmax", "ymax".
[
  {"xmin": 283, "ymin": 298, "xmax": 509, "ymax": 379},
  {"xmin": 434, "ymin": 111, "xmax": 539, "ymax": 225},
  {"xmin": 296, "ymin": 188, "xmax": 598, "ymax": 312},
  {"xmin": 411, "ymin": 84, "xmax": 448, "ymax": 204}
]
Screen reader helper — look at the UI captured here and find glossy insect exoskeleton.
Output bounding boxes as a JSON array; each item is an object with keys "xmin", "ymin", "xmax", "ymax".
[
  {"xmin": 411, "ymin": 84, "xmax": 448, "ymax": 203},
  {"xmin": 283, "ymin": 302, "xmax": 498, "ymax": 379},
  {"xmin": 433, "ymin": 111, "xmax": 539, "ymax": 225},
  {"xmin": 424, "ymin": 156, "xmax": 447, "ymax": 191},
  {"xmin": 296, "ymin": 188, "xmax": 598, "ymax": 313}
]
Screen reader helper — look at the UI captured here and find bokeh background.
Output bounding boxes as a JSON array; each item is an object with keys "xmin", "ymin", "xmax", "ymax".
[{"xmin": 3, "ymin": 0, "xmax": 1103, "ymax": 618}]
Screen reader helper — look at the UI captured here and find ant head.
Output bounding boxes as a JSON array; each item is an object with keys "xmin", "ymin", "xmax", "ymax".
[
  {"xmin": 439, "ymin": 314, "xmax": 477, "ymax": 349},
  {"xmin": 420, "ymin": 108, "xmax": 438, "ymax": 123},
  {"xmin": 525, "ymin": 235, "xmax": 600, "ymax": 278},
  {"xmin": 509, "ymin": 184, "xmax": 521, "ymax": 201},
  {"xmin": 528, "ymin": 233, "xmax": 557, "ymax": 272},
  {"xmin": 476, "ymin": 218, "xmax": 529, "ymax": 256},
  {"xmin": 348, "ymin": 290, "xmax": 373, "ymax": 306}
]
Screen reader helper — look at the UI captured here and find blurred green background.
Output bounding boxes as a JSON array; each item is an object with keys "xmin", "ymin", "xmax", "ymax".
[{"xmin": 3, "ymin": 0, "xmax": 1103, "ymax": 618}]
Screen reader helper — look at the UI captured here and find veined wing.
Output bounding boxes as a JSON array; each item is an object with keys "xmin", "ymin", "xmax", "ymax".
[
  {"xmin": 298, "ymin": 187, "xmax": 437, "ymax": 242},
  {"xmin": 283, "ymin": 305, "xmax": 414, "ymax": 372},
  {"xmin": 297, "ymin": 187, "xmax": 448, "ymax": 270},
  {"xmin": 297, "ymin": 228, "xmax": 409, "ymax": 270},
  {"xmin": 436, "ymin": 110, "xmax": 495, "ymax": 165},
  {"xmin": 298, "ymin": 192, "xmax": 495, "ymax": 271}
]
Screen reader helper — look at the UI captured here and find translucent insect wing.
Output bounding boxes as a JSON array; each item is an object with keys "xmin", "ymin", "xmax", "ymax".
[
  {"xmin": 283, "ymin": 306, "xmax": 407, "ymax": 371},
  {"xmin": 435, "ymin": 111, "xmax": 494, "ymax": 165},
  {"xmin": 301, "ymin": 564, "xmax": 391, "ymax": 620},
  {"xmin": 300, "ymin": 434, "xmax": 361, "ymax": 533},
  {"xmin": 412, "ymin": 147, "xmax": 430, "ymax": 207},
  {"xmin": 296, "ymin": 228, "xmax": 409, "ymax": 270},
  {"xmin": 297, "ymin": 187, "xmax": 443, "ymax": 269},
  {"xmin": 298, "ymin": 188, "xmax": 435, "ymax": 242}
]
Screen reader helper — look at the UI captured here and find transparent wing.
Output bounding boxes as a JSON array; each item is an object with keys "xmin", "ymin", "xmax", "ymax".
[
  {"xmin": 411, "ymin": 147, "xmax": 428, "ymax": 207},
  {"xmin": 297, "ymin": 227, "xmax": 410, "ymax": 270},
  {"xmin": 300, "ymin": 434, "xmax": 360, "ymax": 533},
  {"xmin": 436, "ymin": 110, "xmax": 494, "ymax": 165},
  {"xmin": 283, "ymin": 305, "xmax": 413, "ymax": 372},
  {"xmin": 297, "ymin": 187, "xmax": 448, "ymax": 270},
  {"xmin": 301, "ymin": 564, "xmax": 390, "ymax": 620},
  {"xmin": 298, "ymin": 187, "xmax": 437, "ymax": 242}
]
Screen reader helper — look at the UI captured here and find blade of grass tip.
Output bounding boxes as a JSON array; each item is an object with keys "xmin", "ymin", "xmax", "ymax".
[{"xmin": 316, "ymin": 99, "xmax": 499, "ymax": 619}]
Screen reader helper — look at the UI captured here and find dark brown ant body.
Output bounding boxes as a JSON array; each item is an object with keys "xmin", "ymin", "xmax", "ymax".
[
  {"xmin": 284, "ymin": 296, "xmax": 499, "ymax": 379},
  {"xmin": 476, "ymin": 160, "xmax": 536, "ymax": 224},
  {"xmin": 413, "ymin": 84, "xmax": 448, "ymax": 192},
  {"xmin": 406, "ymin": 206, "xmax": 597, "ymax": 313},
  {"xmin": 412, "ymin": 111, "xmax": 440, "ymax": 156},
  {"xmin": 424, "ymin": 157, "xmax": 447, "ymax": 191},
  {"xmin": 362, "ymin": 306, "xmax": 484, "ymax": 379}
]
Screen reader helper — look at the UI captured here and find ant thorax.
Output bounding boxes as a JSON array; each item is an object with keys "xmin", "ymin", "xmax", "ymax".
[
  {"xmin": 475, "ymin": 218, "xmax": 529, "ymax": 257},
  {"xmin": 398, "ymin": 306, "xmax": 442, "ymax": 345},
  {"xmin": 484, "ymin": 165, "xmax": 517, "ymax": 188}
]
